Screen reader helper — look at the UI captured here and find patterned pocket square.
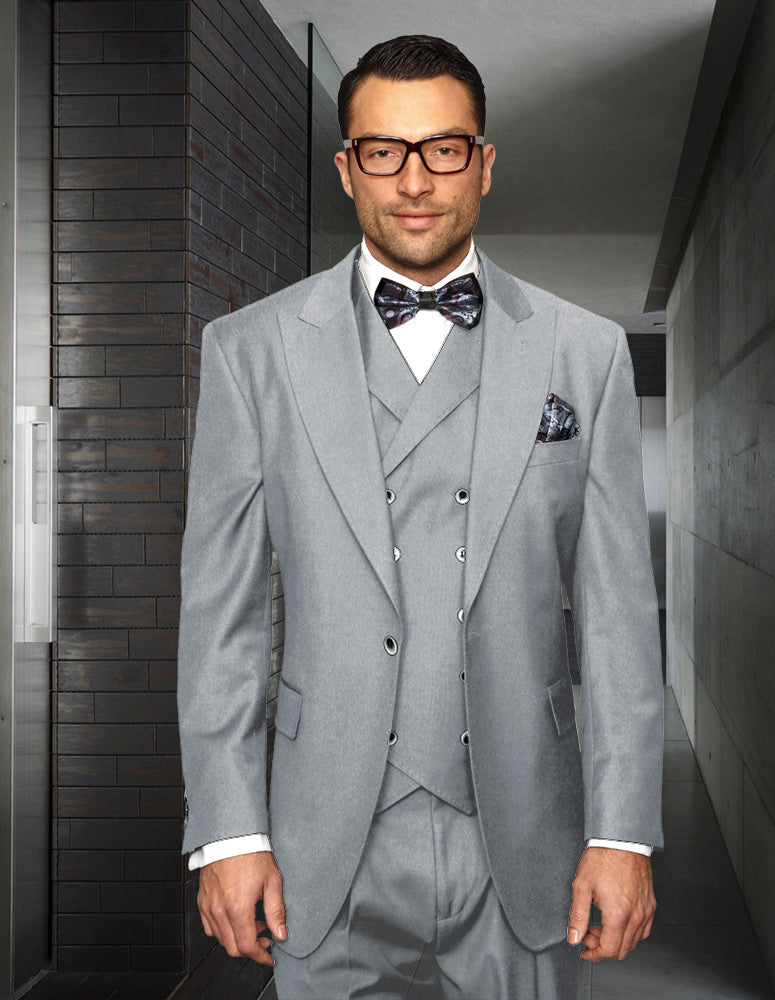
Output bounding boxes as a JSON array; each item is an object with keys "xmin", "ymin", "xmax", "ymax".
[{"xmin": 536, "ymin": 393, "xmax": 580, "ymax": 443}]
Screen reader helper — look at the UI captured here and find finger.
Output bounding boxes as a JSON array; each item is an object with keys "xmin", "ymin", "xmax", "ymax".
[
  {"xmin": 598, "ymin": 904, "xmax": 628, "ymax": 960},
  {"xmin": 252, "ymin": 920, "xmax": 277, "ymax": 966},
  {"xmin": 642, "ymin": 902, "xmax": 656, "ymax": 940},
  {"xmin": 617, "ymin": 909, "xmax": 643, "ymax": 959},
  {"xmin": 197, "ymin": 888, "xmax": 216, "ymax": 938},
  {"xmin": 635, "ymin": 893, "xmax": 656, "ymax": 945},
  {"xmin": 263, "ymin": 871, "xmax": 288, "ymax": 941},
  {"xmin": 229, "ymin": 903, "xmax": 271, "ymax": 963},
  {"xmin": 580, "ymin": 926, "xmax": 604, "ymax": 962},
  {"xmin": 567, "ymin": 879, "xmax": 592, "ymax": 945}
]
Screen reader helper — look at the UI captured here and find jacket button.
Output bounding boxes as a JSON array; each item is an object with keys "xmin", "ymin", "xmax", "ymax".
[
  {"xmin": 457, "ymin": 608, "xmax": 464, "ymax": 623},
  {"xmin": 388, "ymin": 730, "xmax": 398, "ymax": 746},
  {"xmin": 460, "ymin": 730, "xmax": 470, "ymax": 746},
  {"xmin": 384, "ymin": 635, "xmax": 398, "ymax": 655},
  {"xmin": 386, "ymin": 489, "xmax": 395, "ymax": 504},
  {"xmin": 455, "ymin": 546, "xmax": 466, "ymax": 562},
  {"xmin": 455, "ymin": 488, "xmax": 470, "ymax": 504},
  {"xmin": 459, "ymin": 669, "xmax": 466, "ymax": 683},
  {"xmin": 393, "ymin": 546, "xmax": 401, "ymax": 560}
]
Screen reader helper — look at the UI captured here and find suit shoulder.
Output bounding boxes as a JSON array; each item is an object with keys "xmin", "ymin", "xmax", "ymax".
[
  {"xmin": 504, "ymin": 272, "xmax": 624, "ymax": 364},
  {"xmin": 202, "ymin": 248, "xmax": 359, "ymax": 351}
]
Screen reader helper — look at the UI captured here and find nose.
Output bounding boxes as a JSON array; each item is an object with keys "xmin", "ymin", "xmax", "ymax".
[{"xmin": 396, "ymin": 150, "xmax": 434, "ymax": 198}]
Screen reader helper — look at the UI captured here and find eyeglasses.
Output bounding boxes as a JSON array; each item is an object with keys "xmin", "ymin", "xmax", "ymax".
[{"xmin": 344, "ymin": 134, "xmax": 485, "ymax": 176}]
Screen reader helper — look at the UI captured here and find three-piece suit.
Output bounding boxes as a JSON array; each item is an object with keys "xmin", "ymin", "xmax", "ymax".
[{"xmin": 177, "ymin": 245, "xmax": 664, "ymax": 996}]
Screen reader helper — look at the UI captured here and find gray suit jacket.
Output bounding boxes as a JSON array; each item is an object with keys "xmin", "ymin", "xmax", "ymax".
[{"xmin": 177, "ymin": 246, "xmax": 664, "ymax": 958}]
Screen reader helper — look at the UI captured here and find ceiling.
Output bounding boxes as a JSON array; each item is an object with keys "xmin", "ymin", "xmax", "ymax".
[{"xmin": 262, "ymin": 0, "xmax": 722, "ymax": 332}]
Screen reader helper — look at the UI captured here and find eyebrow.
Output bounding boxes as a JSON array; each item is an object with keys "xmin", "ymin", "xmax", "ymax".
[{"xmin": 355, "ymin": 127, "xmax": 473, "ymax": 139}]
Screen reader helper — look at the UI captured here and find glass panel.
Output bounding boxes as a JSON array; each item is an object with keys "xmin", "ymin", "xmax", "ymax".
[{"xmin": 307, "ymin": 24, "xmax": 361, "ymax": 274}]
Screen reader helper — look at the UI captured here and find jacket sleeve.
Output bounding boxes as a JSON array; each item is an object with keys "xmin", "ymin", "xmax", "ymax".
[
  {"xmin": 565, "ymin": 324, "xmax": 664, "ymax": 849},
  {"xmin": 177, "ymin": 321, "xmax": 274, "ymax": 855}
]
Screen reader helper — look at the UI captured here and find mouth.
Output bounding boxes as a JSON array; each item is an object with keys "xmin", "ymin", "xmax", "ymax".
[{"xmin": 391, "ymin": 211, "xmax": 442, "ymax": 231}]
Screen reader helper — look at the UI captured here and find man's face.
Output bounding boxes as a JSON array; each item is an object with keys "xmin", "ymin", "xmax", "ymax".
[{"xmin": 334, "ymin": 74, "xmax": 495, "ymax": 285}]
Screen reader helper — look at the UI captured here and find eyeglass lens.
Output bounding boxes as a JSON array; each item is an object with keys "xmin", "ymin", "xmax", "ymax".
[{"xmin": 357, "ymin": 136, "xmax": 473, "ymax": 175}]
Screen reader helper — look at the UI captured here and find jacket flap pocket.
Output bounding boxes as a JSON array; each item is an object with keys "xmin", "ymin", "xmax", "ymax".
[
  {"xmin": 547, "ymin": 676, "xmax": 576, "ymax": 737},
  {"xmin": 274, "ymin": 678, "xmax": 302, "ymax": 739}
]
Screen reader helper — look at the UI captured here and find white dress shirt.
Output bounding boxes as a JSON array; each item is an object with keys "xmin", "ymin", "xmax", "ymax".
[{"xmin": 187, "ymin": 238, "xmax": 651, "ymax": 870}]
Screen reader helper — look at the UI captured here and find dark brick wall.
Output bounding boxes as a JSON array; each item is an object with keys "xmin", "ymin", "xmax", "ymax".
[
  {"xmin": 52, "ymin": 0, "xmax": 307, "ymax": 991},
  {"xmin": 54, "ymin": 0, "xmax": 188, "ymax": 977},
  {"xmin": 181, "ymin": 3, "xmax": 306, "ymax": 996}
]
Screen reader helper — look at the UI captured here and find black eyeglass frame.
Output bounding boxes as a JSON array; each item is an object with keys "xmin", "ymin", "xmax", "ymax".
[{"xmin": 343, "ymin": 134, "xmax": 485, "ymax": 175}]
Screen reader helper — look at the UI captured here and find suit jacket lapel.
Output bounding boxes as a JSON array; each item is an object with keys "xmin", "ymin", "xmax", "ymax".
[
  {"xmin": 279, "ymin": 247, "xmax": 557, "ymax": 623},
  {"xmin": 279, "ymin": 249, "xmax": 401, "ymax": 617},
  {"xmin": 463, "ymin": 253, "xmax": 558, "ymax": 615}
]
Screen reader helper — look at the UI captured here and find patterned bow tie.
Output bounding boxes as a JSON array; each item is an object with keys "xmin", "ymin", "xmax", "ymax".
[{"xmin": 373, "ymin": 273, "xmax": 483, "ymax": 330}]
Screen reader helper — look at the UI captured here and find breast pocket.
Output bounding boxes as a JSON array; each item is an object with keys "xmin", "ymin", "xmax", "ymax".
[
  {"xmin": 527, "ymin": 436, "xmax": 582, "ymax": 468},
  {"xmin": 274, "ymin": 677, "xmax": 302, "ymax": 739}
]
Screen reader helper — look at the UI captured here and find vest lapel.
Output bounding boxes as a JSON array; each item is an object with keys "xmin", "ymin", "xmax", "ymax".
[
  {"xmin": 352, "ymin": 266, "xmax": 419, "ymax": 424},
  {"xmin": 279, "ymin": 249, "xmax": 401, "ymax": 617},
  {"xmin": 381, "ymin": 323, "xmax": 482, "ymax": 478},
  {"xmin": 463, "ymin": 253, "xmax": 558, "ymax": 615},
  {"xmin": 353, "ymin": 265, "xmax": 483, "ymax": 478}
]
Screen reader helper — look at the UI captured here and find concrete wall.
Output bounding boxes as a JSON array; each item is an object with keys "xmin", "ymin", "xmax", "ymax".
[{"xmin": 667, "ymin": 0, "xmax": 775, "ymax": 981}]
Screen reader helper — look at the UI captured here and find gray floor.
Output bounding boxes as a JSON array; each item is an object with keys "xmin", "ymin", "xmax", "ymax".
[{"xmin": 260, "ymin": 685, "xmax": 774, "ymax": 999}]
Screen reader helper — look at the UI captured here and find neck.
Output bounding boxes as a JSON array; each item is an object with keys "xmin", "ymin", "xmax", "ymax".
[{"xmin": 364, "ymin": 235, "xmax": 473, "ymax": 286}]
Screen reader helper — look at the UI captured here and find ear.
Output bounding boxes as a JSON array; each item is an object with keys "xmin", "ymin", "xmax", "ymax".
[
  {"xmin": 334, "ymin": 150, "xmax": 355, "ymax": 201},
  {"xmin": 480, "ymin": 144, "xmax": 496, "ymax": 197}
]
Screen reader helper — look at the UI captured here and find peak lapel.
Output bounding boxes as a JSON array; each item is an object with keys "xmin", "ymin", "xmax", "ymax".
[
  {"xmin": 279, "ymin": 250, "xmax": 401, "ymax": 617},
  {"xmin": 463, "ymin": 254, "xmax": 558, "ymax": 615}
]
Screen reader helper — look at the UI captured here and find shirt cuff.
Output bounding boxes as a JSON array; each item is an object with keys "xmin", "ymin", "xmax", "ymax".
[
  {"xmin": 587, "ymin": 838, "xmax": 652, "ymax": 857},
  {"xmin": 188, "ymin": 833, "xmax": 273, "ymax": 870}
]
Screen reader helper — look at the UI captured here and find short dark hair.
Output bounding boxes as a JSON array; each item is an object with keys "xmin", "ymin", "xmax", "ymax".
[{"xmin": 337, "ymin": 35, "xmax": 486, "ymax": 138}]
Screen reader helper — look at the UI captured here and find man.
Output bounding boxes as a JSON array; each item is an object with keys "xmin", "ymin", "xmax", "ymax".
[{"xmin": 177, "ymin": 35, "xmax": 663, "ymax": 1000}]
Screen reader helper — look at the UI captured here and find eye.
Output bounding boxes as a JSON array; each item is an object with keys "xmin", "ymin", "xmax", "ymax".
[{"xmin": 359, "ymin": 139, "xmax": 403, "ymax": 161}]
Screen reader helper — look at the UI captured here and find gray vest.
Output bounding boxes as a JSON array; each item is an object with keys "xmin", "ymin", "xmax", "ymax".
[{"xmin": 352, "ymin": 268, "xmax": 483, "ymax": 816}]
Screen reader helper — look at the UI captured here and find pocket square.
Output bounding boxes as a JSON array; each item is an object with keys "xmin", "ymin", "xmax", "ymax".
[{"xmin": 536, "ymin": 393, "xmax": 580, "ymax": 443}]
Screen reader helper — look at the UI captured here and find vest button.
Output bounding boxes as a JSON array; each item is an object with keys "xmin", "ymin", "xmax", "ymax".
[
  {"xmin": 388, "ymin": 730, "xmax": 398, "ymax": 746},
  {"xmin": 393, "ymin": 546, "xmax": 401, "ymax": 560},
  {"xmin": 460, "ymin": 730, "xmax": 470, "ymax": 746},
  {"xmin": 386, "ymin": 489, "xmax": 395, "ymax": 504},
  {"xmin": 383, "ymin": 635, "xmax": 398, "ymax": 655},
  {"xmin": 455, "ymin": 546, "xmax": 466, "ymax": 562},
  {"xmin": 457, "ymin": 608, "xmax": 464, "ymax": 623},
  {"xmin": 459, "ymin": 669, "xmax": 466, "ymax": 683},
  {"xmin": 455, "ymin": 488, "xmax": 470, "ymax": 504}
]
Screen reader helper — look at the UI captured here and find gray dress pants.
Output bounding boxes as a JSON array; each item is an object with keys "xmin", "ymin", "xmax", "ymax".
[{"xmin": 271, "ymin": 784, "xmax": 582, "ymax": 999}]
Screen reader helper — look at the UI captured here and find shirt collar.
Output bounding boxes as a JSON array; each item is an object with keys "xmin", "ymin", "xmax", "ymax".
[{"xmin": 357, "ymin": 237, "xmax": 479, "ymax": 301}]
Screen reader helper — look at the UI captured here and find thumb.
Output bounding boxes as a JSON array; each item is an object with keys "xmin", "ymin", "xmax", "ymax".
[
  {"xmin": 567, "ymin": 878, "xmax": 592, "ymax": 945},
  {"xmin": 263, "ymin": 873, "xmax": 287, "ymax": 941}
]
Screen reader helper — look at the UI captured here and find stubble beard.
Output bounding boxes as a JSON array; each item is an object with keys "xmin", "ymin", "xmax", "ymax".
[{"xmin": 357, "ymin": 200, "xmax": 480, "ymax": 281}]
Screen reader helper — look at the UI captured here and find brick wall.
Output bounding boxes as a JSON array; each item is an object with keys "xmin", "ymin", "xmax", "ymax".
[
  {"xmin": 181, "ymin": 3, "xmax": 306, "ymax": 995},
  {"xmin": 53, "ymin": 0, "xmax": 307, "ymax": 990}
]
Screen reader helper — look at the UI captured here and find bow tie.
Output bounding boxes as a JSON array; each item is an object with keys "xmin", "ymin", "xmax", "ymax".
[{"xmin": 373, "ymin": 273, "xmax": 483, "ymax": 330}]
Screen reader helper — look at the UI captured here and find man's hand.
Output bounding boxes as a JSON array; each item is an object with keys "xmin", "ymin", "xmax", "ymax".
[
  {"xmin": 567, "ymin": 846, "xmax": 656, "ymax": 961},
  {"xmin": 198, "ymin": 851, "xmax": 287, "ymax": 965}
]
